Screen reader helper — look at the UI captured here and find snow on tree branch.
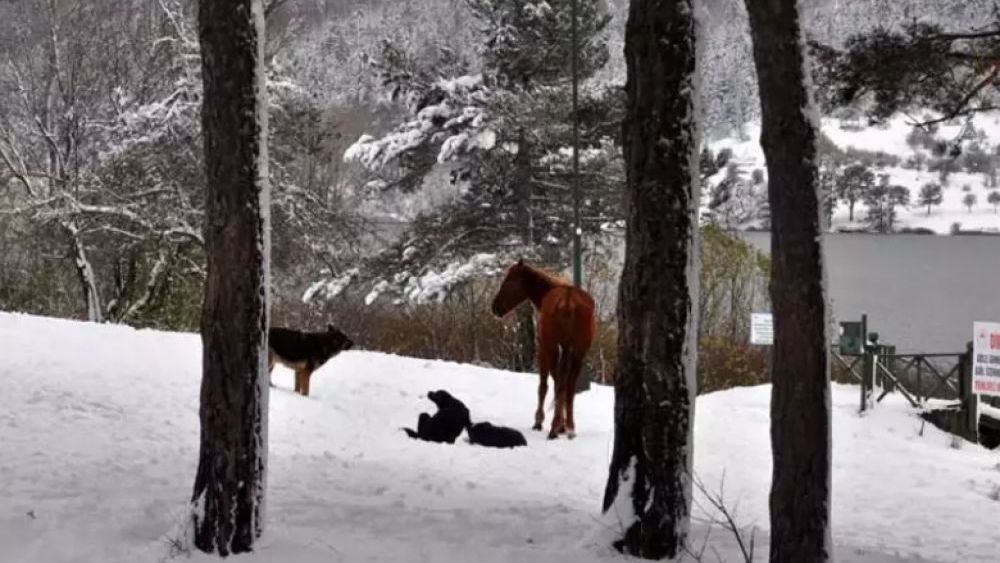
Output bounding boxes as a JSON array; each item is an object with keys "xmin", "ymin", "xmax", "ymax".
[{"xmin": 344, "ymin": 73, "xmax": 495, "ymax": 170}]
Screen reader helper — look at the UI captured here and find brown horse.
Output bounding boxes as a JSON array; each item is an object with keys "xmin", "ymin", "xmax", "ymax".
[{"xmin": 490, "ymin": 259, "xmax": 596, "ymax": 439}]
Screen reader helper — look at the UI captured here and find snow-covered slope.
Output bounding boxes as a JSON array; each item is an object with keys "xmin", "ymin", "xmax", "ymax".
[
  {"xmin": 707, "ymin": 114, "xmax": 1000, "ymax": 234},
  {"xmin": 1, "ymin": 312, "xmax": 999, "ymax": 562}
]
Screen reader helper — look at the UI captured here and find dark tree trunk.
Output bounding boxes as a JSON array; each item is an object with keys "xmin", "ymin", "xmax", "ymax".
[
  {"xmin": 601, "ymin": 0, "xmax": 699, "ymax": 558},
  {"xmin": 743, "ymin": 1, "xmax": 831, "ymax": 562},
  {"xmin": 515, "ymin": 302, "xmax": 536, "ymax": 372},
  {"xmin": 191, "ymin": 0, "xmax": 270, "ymax": 555},
  {"xmin": 512, "ymin": 129, "xmax": 537, "ymax": 373},
  {"xmin": 63, "ymin": 222, "xmax": 103, "ymax": 322},
  {"xmin": 514, "ymin": 128, "xmax": 533, "ymax": 247}
]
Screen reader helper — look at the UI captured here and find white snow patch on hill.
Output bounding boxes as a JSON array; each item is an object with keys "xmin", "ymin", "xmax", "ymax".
[
  {"xmin": 707, "ymin": 113, "xmax": 1000, "ymax": 234},
  {"xmin": 0, "ymin": 312, "xmax": 998, "ymax": 562}
]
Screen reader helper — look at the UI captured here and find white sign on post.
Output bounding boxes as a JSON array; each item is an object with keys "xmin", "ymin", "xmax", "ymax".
[
  {"xmin": 973, "ymin": 321, "xmax": 1000, "ymax": 397},
  {"xmin": 750, "ymin": 313, "xmax": 773, "ymax": 346}
]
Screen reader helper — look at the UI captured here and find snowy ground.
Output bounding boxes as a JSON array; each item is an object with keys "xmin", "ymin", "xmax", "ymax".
[
  {"xmin": 708, "ymin": 113, "xmax": 1000, "ymax": 234},
  {"xmin": 1, "ymin": 313, "xmax": 999, "ymax": 562}
]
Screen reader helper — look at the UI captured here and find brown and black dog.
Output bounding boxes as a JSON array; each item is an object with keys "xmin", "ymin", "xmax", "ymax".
[{"xmin": 268, "ymin": 324, "xmax": 354, "ymax": 396}]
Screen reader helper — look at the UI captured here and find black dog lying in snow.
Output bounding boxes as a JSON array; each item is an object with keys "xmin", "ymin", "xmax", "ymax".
[
  {"xmin": 402, "ymin": 390, "xmax": 471, "ymax": 444},
  {"xmin": 403, "ymin": 390, "xmax": 526, "ymax": 448},
  {"xmin": 467, "ymin": 421, "xmax": 527, "ymax": 449}
]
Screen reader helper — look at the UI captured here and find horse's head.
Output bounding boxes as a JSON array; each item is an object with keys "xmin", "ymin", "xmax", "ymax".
[{"xmin": 490, "ymin": 259, "xmax": 529, "ymax": 318}]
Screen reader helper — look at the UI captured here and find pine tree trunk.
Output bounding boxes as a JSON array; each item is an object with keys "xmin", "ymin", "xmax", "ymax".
[
  {"xmin": 191, "ymin": 0, "xmax": 270, "ymax": 555},
  {"xmin": 743, "ymin": 1, "xmax": 831, "ymax": 562},
  {"xmin": 63, "ymin": 222, "xmax": 103, "ymax": 323},
  {"xmin": 601, "ymin": 0, "xmax": 699, "ymax": 558},
  {"xmin": 512, "ymin": 128, "xmax": 537, "ymax": 373},
  {"xmin": 515, "ymin": 302, "xmax": 536, "ymax": 372},
  {"xmin": 514, "ymin": 128, "xmax": 533, "ymax": 247}
]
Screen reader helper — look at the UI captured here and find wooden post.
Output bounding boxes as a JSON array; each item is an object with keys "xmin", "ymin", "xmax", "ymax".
[
  {"xmin": 962, "ymin": 341, "xmax": 979, "ymax": 443},
  {"xmin": 861, "ymin": 314, "xmax": 867, "ymax": 347},
  {"xmin": 874, "ymin": 347, "xmax": 882, "ymax": 389},
  {"xmin": 859, "ymin": 314, "xmax": 869, "ymax": 413},
  {"xmin": 883, "ymin": 345, "xmax": 896, "ymax": 394},
  {"xmin": 916, "ymin": 358, "xmax": 923, "ymax": 403},
  {"xmin": 861, "ymin": 345, "xmax": 873, "ymax": 413}
]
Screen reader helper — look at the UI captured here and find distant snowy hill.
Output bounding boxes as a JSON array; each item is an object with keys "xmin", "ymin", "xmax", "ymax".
[
  {"xmin": 705, "ymin": 113, "xmax": 1000, "ymax": 234},
  {"xmin": 2, "ymin": 312, "xmax": 1000, "ymax": 562}
]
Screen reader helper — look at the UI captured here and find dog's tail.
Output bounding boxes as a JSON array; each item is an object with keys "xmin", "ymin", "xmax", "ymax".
[{"xmin": 401, "ymin": 427, "xmax": 419, "ymax": 439}]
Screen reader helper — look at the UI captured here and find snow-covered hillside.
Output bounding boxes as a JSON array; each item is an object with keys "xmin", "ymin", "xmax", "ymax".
[
  {"xmin": 2, "ymin": 313, "xmax": 999, "ymax": 562},
  {"xmin": 707, "ymin": 114, "xmax": 1000, "ymax": 234}
]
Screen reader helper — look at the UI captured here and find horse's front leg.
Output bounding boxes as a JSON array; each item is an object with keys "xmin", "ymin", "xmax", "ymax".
[
  {"xmin": 534, "ymin": 346, "xmax": 553, "ymax": 431},
  {"xmin": 534, "ymin": 373, "xmax": 548, "ymax": 431}
]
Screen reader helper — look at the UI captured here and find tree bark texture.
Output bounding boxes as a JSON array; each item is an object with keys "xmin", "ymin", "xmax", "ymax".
[
  {"xmin": 601, "ymin": 0, "xmax": 699, "ymax": 558},
  {"xmin": 743, "ymin": 1, "xmax": 832, "ymax": 561},
  {"xmin": 515, "ymin": 302, "xmax": 536, "ymax": 372},
  {"xmin": 64, "ymin": 222, "xmax": 103, "ymax": 323},
  {"xmin": 191, "ymin": 0, "xmax": 270, "ymax": 555}
]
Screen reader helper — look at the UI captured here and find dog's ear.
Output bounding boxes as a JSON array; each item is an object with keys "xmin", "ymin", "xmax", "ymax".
[
  {"xmin": 327, "ymin": 323, "xmax": 335, "ymax": 332},
  {"xmin": 516, "ymin": 257, "xmax": 524, "ymax": 266}
]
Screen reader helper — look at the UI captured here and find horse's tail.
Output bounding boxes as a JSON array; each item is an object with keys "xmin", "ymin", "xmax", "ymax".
[{"xmin": 545, "ymin": 343, "xmax": 575, "ymax": 412}]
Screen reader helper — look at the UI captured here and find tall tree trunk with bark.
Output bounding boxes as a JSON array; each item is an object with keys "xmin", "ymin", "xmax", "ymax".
[
  {"xmin": 190, "ymin": 0, "xmax": 271, "ymax": 555},
  {"xmin": 514, "ymin": 303, "xmax": 536, "ymax": 372},
  {"xmin": 601, "ymin": 0, "xmax": 699, "ymax": 558},
  {"xmin": 63, "ymin": 222, "xmax": 103, "ymax": 322},
  {"xmin": 743, "ymin": 1, "xmax": 831, "ymax": 561},
  {"xmin": 512, "ymin": 129, "xmax": 537, "ymax": 372}
]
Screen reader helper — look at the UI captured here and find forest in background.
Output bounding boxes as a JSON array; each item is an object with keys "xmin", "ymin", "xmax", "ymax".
[{"xmin": 0, "ymin": 0, "xmax": 992, "ymax": 384}]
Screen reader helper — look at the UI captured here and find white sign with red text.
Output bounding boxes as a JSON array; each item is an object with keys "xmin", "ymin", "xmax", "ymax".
[{"xmin": 973, "ymin": 321, "xmax": 1000, "ymax": 397}]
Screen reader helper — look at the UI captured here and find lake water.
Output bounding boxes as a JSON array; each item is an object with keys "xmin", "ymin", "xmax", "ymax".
[{"xmin": 739, "ymin": 232, "xmax": 1000, "ymax": 353}]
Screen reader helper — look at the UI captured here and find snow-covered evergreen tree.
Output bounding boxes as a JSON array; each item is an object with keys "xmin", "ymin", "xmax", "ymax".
[
  {"xmin": 918, "ymin": 182, "xmax": 944, "ymax": 215},
  {"xmin": 331, "ymin": 0, "xmax": 622, "ymax": 305},
  {"xmin": 810, "ymin": 1, "xmax": 1000, "ymax": 124},
  {"xmin": 864, "ymin": 176, "xmax": 909, "ymax": 232}
]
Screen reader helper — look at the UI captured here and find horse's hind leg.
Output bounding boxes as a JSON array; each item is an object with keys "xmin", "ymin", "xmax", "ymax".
[
  {"xmin": 548, "ymin": 352, "xmax": 572, "ymax": 439},
  {"xmin": 565, "ymin": 355, "xmax": 585, "ymax": 439},
  {"xmin": 548, "ymin": 376, "xmax": 566, "ymax": 440},
  {"xmin": 534, "ymin": 376, "xmax": 547, "ymax": 431}
]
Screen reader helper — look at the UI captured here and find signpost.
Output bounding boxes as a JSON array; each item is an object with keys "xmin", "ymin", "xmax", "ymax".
[
  {"xmin": 838, "ymin": 315, "xmax": 866, "ymax": 356},
  {"xmin": 750, "ymin": 312, "xmax": 773, "ymax": 346},
  {"xmin": 972, "ymin": 321, "xmax": 1000, "ymax": 397},
  {"xmin": 751, "ymin": 312, "xmax": 773, "ymax": 381}
]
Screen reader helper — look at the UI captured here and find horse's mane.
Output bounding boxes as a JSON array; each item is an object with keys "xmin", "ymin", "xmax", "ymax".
[{"xmin": 520, "ymin": 262, "xmax": 570, "ymax": 289}]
